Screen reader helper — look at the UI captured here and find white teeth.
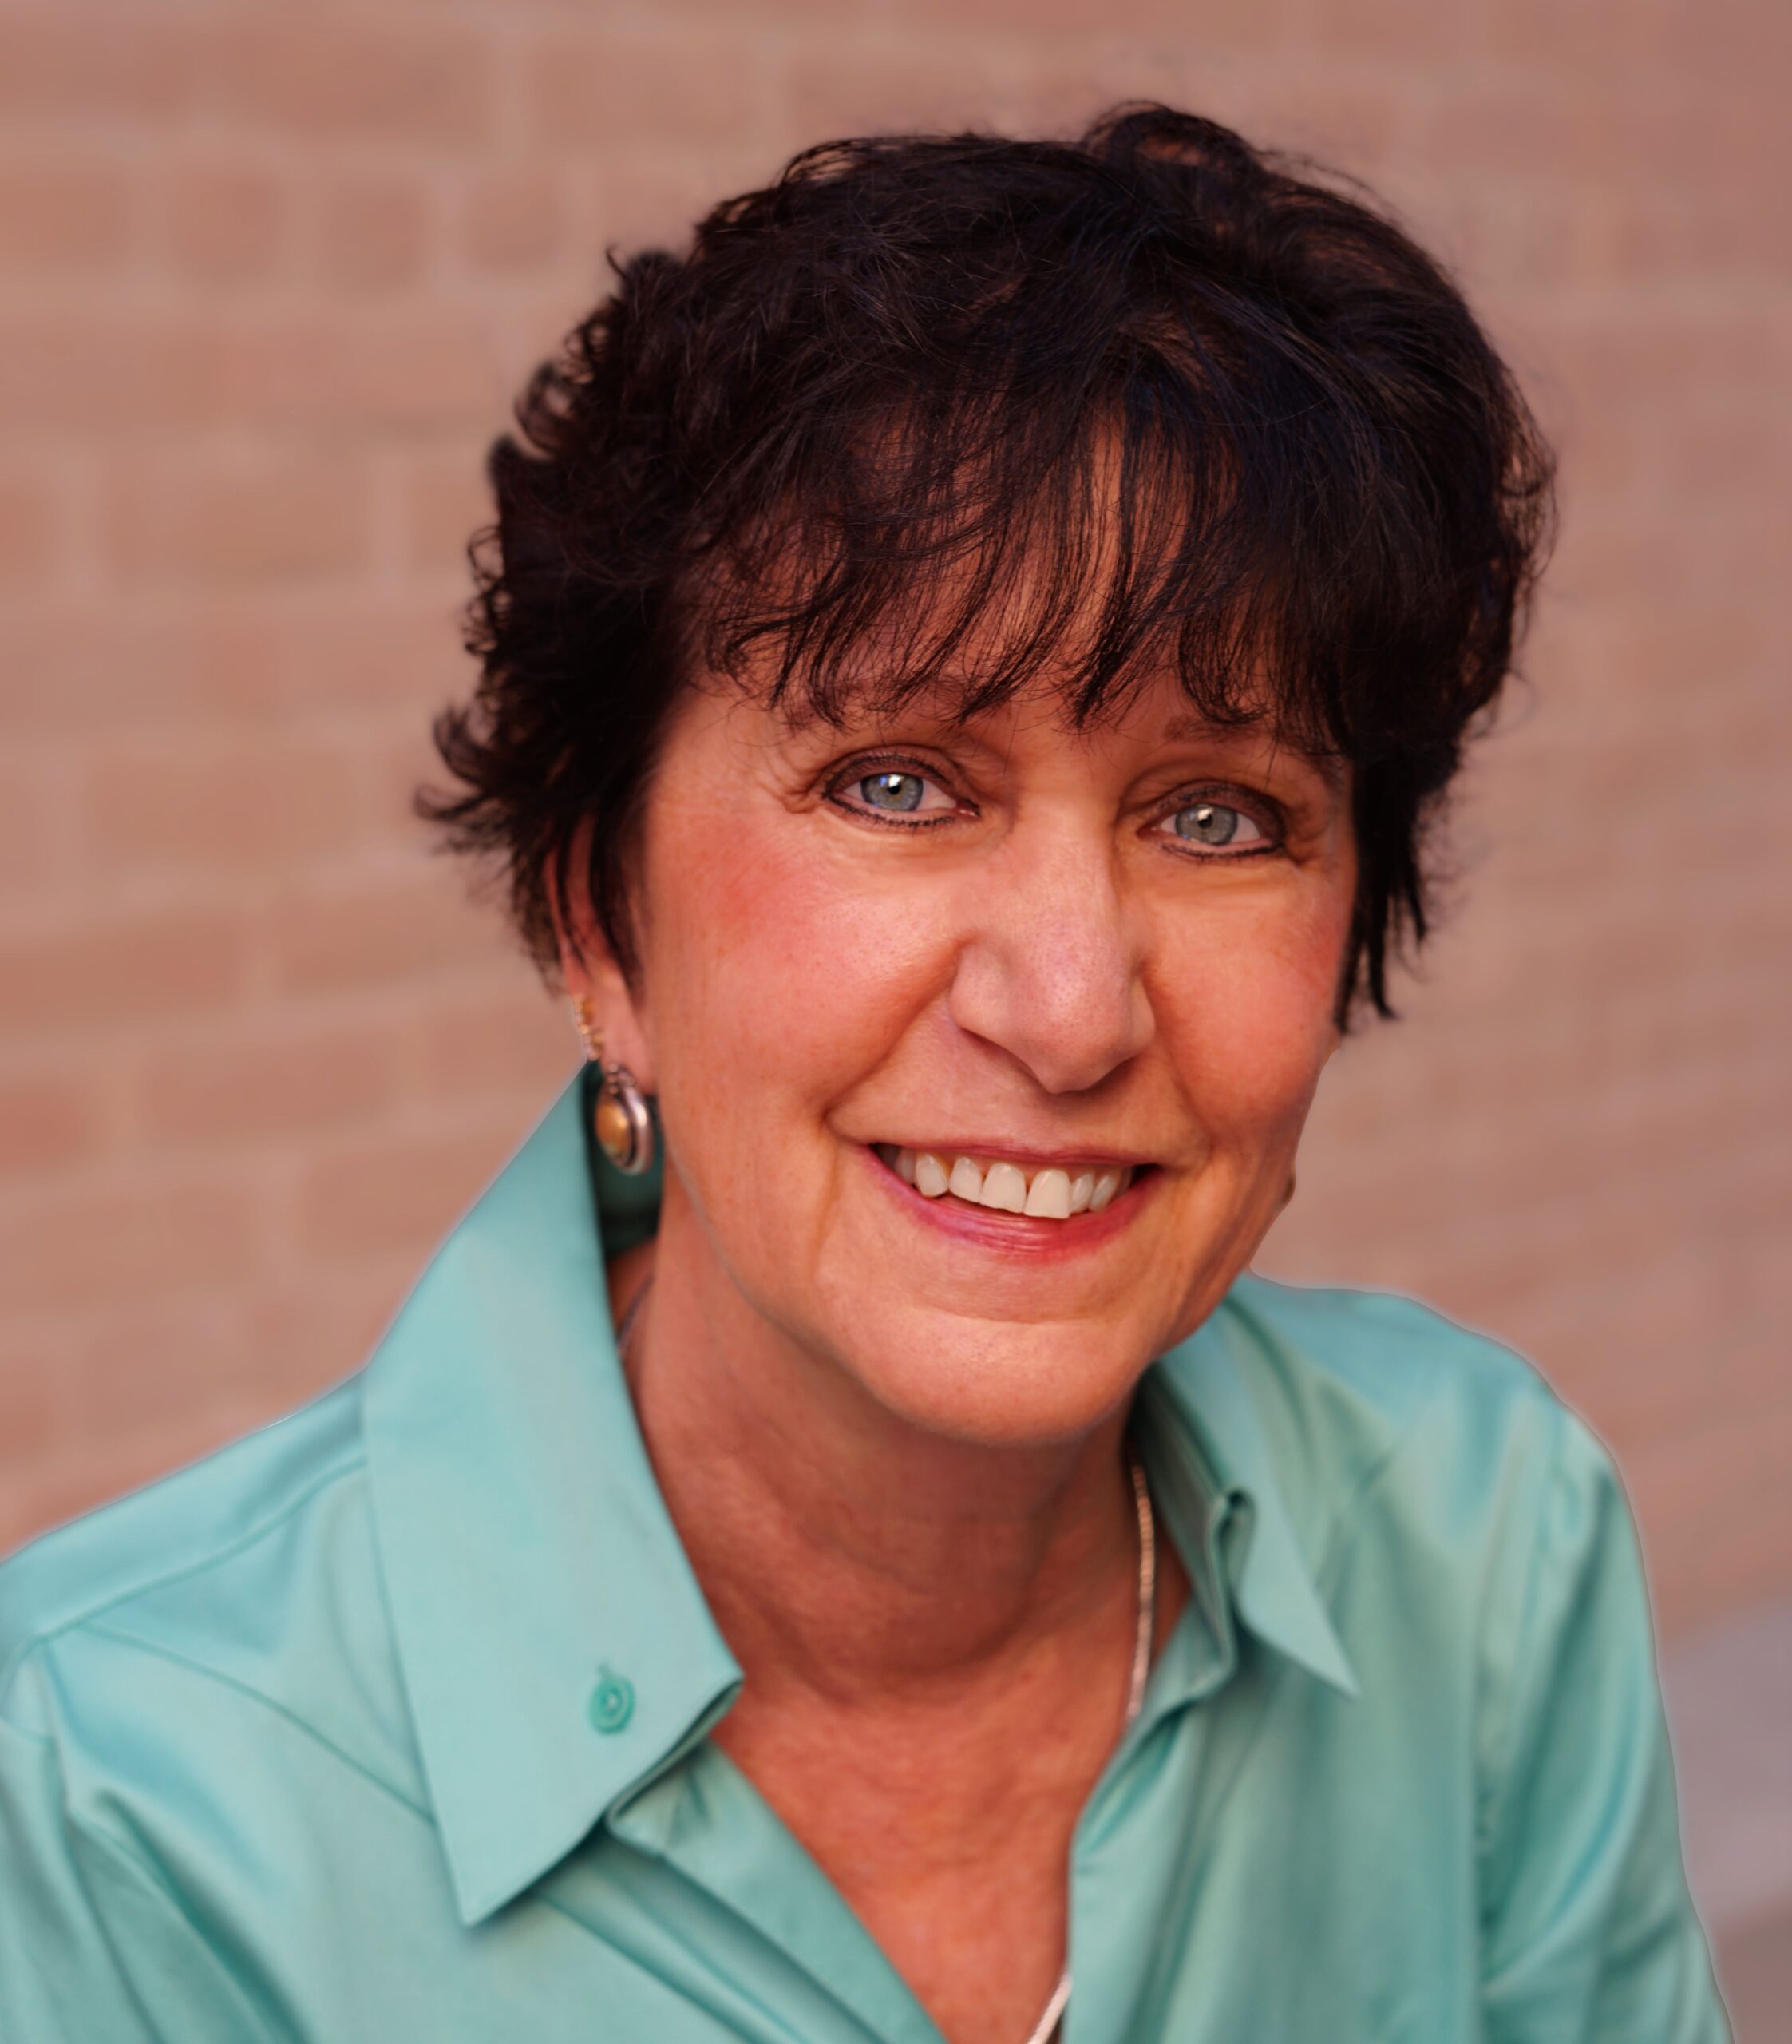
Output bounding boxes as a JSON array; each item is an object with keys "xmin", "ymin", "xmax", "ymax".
[
  {"xmin": 889, "ymin": 1146, "xmax": 1138, "ymax": 1222},
  {"xmin": 914, "ymin": 1151, "xmax": 950, "ymax": 1198}
]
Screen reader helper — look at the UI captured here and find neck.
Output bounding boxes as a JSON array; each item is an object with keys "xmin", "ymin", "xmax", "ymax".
[{"xmin": 610, "ymin": 1199, "xmax": 1150, "ymax": 1711}]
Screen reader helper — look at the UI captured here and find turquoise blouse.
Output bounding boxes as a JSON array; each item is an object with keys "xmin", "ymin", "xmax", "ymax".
[{"xmin": 0, "ymin": 1072, "xmax": 1730, "ymax": 2042}]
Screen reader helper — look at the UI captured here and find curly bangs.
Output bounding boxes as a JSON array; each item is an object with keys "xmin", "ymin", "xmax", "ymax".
[{"xmin": 418, "ymin": 103, "xmax": 1554, "ymax": 1021}]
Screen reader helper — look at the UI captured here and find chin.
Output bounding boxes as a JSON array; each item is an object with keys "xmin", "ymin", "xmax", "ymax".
[{"xmin": 840, "ymin": 1319, "xmax": 1148, "ymax": 1449}]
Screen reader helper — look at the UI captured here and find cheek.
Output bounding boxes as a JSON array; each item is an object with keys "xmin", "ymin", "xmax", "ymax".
[
  {"xmin": 1153, "ymin": 887, "xmax": 1349, "ymax": 1143},
  {"xmin": 642, "ymin": 801, "xmax": 946, "ymax": 1127}
]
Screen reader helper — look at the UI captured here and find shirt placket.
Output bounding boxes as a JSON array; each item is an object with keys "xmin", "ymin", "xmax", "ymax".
[{"xmin": 605, "ymin": 1739, "xmax": 947, "ymax": 2044}]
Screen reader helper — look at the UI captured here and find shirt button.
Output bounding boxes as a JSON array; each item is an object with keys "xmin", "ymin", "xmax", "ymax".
[{"xmin": 589, "ymin": 1669, "xmax": 635, "ymax": 1733}]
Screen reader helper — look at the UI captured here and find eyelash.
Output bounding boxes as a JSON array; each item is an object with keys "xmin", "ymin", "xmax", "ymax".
[
  {"xmin": 823, "ymin": 756, "xmax": 1286, "ymax": 855},
  {"xmin": 823, "ymin": 755, "xmax": 966, "ymax": 829},
  {"xmin": 1151, "ymin": 785, "xmax": 1284, "ymax": 860}
]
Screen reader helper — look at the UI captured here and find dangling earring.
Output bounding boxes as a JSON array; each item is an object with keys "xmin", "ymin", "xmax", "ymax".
[{"xmin": 571, "ymin": 996, "xmax": 655, "ymax": 1176}]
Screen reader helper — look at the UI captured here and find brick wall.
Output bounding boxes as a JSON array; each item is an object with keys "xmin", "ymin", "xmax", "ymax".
[{"xmin": 2, "ymin": 0, "xmax": 1786, "ymax": 1636}]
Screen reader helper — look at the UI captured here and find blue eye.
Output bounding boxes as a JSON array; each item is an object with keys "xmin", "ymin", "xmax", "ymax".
[
  {"xmin": 830, "ymin": 763, "xmax": 959, "ymax": 822},
  {"xmin": 1169, "ymin": 801, "xmax": 1267, "ymax": 850},
  {"xmin": 860, "ymin": 771, "xmax": 926, "ymax": 813}
]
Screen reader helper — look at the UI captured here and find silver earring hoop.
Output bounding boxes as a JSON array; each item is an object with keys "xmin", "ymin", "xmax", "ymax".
[{"xmin": 571, "ymin": 998, "xmax": 656, "ymax": 1177}]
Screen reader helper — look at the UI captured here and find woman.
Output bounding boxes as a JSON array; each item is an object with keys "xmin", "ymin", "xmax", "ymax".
[{"xmin": 0, "ymin": 106, "xmax": 1728, "ymax": 2042}]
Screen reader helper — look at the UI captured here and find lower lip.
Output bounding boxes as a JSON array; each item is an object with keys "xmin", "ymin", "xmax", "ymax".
[{"xmin": 860, "ymin": 1146, "xmax": 1155, "ymax": 1260}]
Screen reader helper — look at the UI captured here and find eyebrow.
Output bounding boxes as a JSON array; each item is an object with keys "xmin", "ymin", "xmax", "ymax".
[
  {"xmin": 776, "ymin": 681, "xmax": 1351, "ymax": 798},
  {"xmin": 1160, "ymin": 713, "xmax": 1350, "ymax": 794}
]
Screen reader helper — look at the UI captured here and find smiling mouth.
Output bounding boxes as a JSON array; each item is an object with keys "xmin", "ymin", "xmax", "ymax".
[{"xmin": 871, "ymin": 1144, "xmax": 1140, "ymax": 1222}]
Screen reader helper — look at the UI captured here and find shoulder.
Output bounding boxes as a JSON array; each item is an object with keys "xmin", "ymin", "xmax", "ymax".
[
  {"xmin": 1, "ymin": 1377, "xmax": 362, "ymax": 1682},
  {"xmin": 1197, "ymin": 1270, "xmax": 1595, "ymax": 1575},
  {"xmin": 0, "ymin": 1373, "xmax": 419, "ymax": 1812},
  {"xmin": 1193, "ymin": 1300, "xmax": 1725, "ymax": 2028},
  {"xmin": 1220, "ymin": 1267, "xmax": 1564, "ymax": 1430}
]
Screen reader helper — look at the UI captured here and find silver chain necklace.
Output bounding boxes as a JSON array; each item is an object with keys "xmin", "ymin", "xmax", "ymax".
[
  {"xmin": 611, "ymin": 1276, "xmax": 1159, "ymax": 2044},
  {"xmin": 1021, "ymin": 1447, "xmax": 1156, "ymax": 2044}
]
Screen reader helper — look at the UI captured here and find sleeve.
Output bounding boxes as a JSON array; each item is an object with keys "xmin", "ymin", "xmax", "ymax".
[
  {"xmin": 0, "ymin": 1713, "xmax": 264, "ymax": 2044},
  {"xmin": 1474, "ymin": 1404, "xmax": 1733, "ymax": 2044}
]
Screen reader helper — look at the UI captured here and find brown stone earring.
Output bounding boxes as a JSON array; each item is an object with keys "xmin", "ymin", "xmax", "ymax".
[{"xmin": 571, "ymin": 996, "xmax": 655, "ymax": 1176}]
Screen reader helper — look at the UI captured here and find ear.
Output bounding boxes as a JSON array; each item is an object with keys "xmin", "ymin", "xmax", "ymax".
[{"xmin": 547, "ymin": 823, "xmax": 657, "ymax": 1091}]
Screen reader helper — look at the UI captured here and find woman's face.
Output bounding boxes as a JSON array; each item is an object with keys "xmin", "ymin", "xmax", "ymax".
[{"xmin": 582, "ymin": 656, "xmax": 1357, "ymax": 1448}]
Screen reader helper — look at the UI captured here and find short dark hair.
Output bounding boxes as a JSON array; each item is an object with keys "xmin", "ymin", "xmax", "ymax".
[{"xmin": 418, "ymin": 104, "xmax": 1553, "ymax": 1022}]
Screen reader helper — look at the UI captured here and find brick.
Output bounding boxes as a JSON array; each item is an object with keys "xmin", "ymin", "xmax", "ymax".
[
  {"xmin": 1470, "ymin": 0, "xmax": 1612, "ymax": 66},
  {"xmin": 413, "ymin": 989, "xmax": 576, "ymax": 1097},
  {"xmin": 204, "ymin": 16, "xmax": 496, "ymax": 146},
  {"xmin": 356, "ymin": 719, "xmax": 471, "ymax": 851},
  {"xmin": 780, "ymin": 48, "xmax": 1020, "ymax": 145},
  {"xmin": 1646, "ymin": 0, "xmax": 1792, "ymax": 81},
  {"xmin": 456, "ymin": 168, "xmax": 569, "ymax": 275},
  {"xmin": 0, "ymin": 469, "xmax": 56, "ymax": 586},
  {"xmin": 0, "ymin": 307, "xmax": 503, "ymax": 438},
  {"xmin": 0, "ymin": 311, "xmax": 223, "ymax": 433},
  {"xmin": 194, "ymin": 600, "xmax": 462, "ymax": 718},
  {"xmin": 1245, "ymin": 73, "xmax": 1425, "ymax": 180},
  {"xmin": 0, "ymin": 15, "xmax": 201, "ymax": 125},
  {"xmin": 0, "ymin": 1068, "xmax": 107, "ymax": 1176},
  {"xmin": 0, "ymin": 751, "xmax": 71, "ymax": 890},
  {"xmin": 84, "ymin": 733, "xmax": 366, "ymax": 873},
  {"xmin": 526, "ymin": 30, "xmax": 768, "ymax": 150},
  {"xmin": 1285, "ymin": 0, "xmax": 1477, "ymax": 61},
  {"xmin": 213, "ymin": 311, "xmax": 504, "ymax": 431},
  {"xmin": 130, "ymin": 1020, "xmax": 402, "ymax": 1149},
  {"xmin": 265, "ymin": 871, "xmax": 501, "ymax": 996},
  {"xmin": 243, "ymin": 1253, "xmax": 421, "ymax": 1390},
  {"xmin": 1414, "ymin": 86, "xmax": 1577, "ymax": 184},
  {"xmin": 293, "ymin": 1122, "xmax": 520, "ymax": 1258},
  {"xmin": 0, "ymin": 1326, "xmax": 62, "ymax": 1462},
  {"xmin": 400, "ymin": 444, "xmax": 493, "ymax": 572},
  {"xmin": 0, "ymin": 1177, "xmax": 260, "ymax": 1313},
  {"xmin": 0, "ymin": 598, "xmax": 462, "ymax": 733},
  {"xmin": 1675, "ymin": 1483, "xmax": 1792, "ymax": 1630},
  {"xmin": 313, "ymin": 170, "xmax": 432, "ymax": 293},
  {"xmin": 44, "ymin": 1293, "xmax": 248, "ymax": 1439},
  {"xmin": 154, "ymin": 160, "xmax": 287, "ymax": 285},
  {"xmin": 0, "ymin": 156, "xmax": 133, "ymax": 274},
  {"xmin": 892, "ymin": 0, "xmax": 1290, "ymax": 30},
  {"xmin": 1627, "ymin": 1399, "xmax": 1792, "ymax": 1632},
  {"xmin": 102, "ymin": 455, "xmax": 371, "ymax": 588},
  {"xmin": 0, "ymin": 909, "xmax": 251, "ymax": 1036},
  {"xmin": 587, "ymin": 153, "xmax": 747, "ymax": 254}
]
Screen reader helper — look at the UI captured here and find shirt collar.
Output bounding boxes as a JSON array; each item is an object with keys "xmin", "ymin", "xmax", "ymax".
[
  {"xmin": 362, "ymin": 1068, "xmax": 739, "ymax": 1926},
  {"xmin": 362, "ymin": 1068, "xmax": 1353, "ymax": 1926},
  {"xmin": 1137, "ymin": 1333, "xmax": 1359, "ymax": 1701}
]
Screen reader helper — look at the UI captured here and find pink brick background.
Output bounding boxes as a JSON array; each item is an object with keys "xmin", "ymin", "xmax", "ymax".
[{"xmin": 2, "ymin": 0, "xmax": 1787, "ymax": 1646}]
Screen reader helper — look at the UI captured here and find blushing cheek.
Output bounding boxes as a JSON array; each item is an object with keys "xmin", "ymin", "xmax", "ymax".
[
  {"xmin": 643, "ymin": 800, "xmax": 939, "ymax": 1198},
  {"xmin": 1256, "ymin": 893, "xmax": 1354, "ymax": 1139},
  {"xmin": 1158, "ymin": 894, "xmax": 1347, "ymax": 1160}
]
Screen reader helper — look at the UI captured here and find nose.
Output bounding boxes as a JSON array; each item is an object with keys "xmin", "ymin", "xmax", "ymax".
[{"xmin": 946, "ymin": 834, "xmax": 1155, "ymax": 1095}]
